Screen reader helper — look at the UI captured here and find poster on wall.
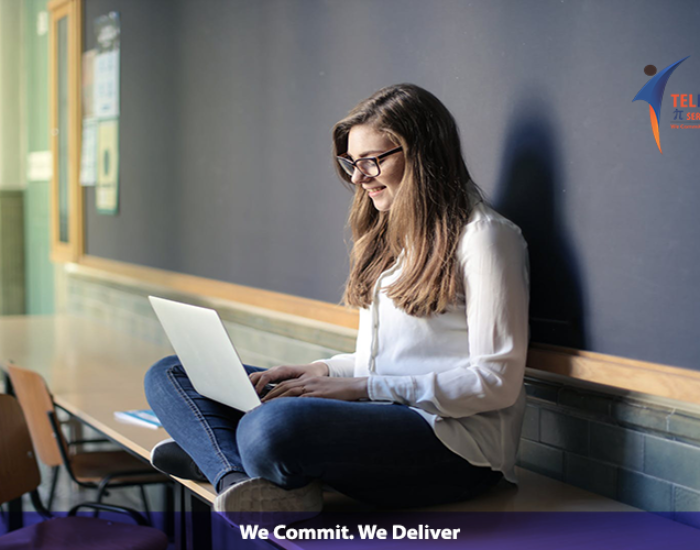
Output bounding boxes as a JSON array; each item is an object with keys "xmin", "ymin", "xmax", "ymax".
[
  {"xmin": 79, "ymin": 11, "xmax": 121, "ymax": 214},
  {"xmin": 80, "ymin": 119, "xmax": 97, "ymax": 186},
  {"xmin": 96, "ymin": 118, "xmax": 119, "ymax": 214},
  {"xmin": 81, "ymin": 49, "xmax": 95, "ymax": 120},
  {"xmin": 94, "ymin": 12, "xmax": 120, "ymax": 119},
  {"xmin": 80, "ymin": 49, "xmax": 96, "ymax": 186}
]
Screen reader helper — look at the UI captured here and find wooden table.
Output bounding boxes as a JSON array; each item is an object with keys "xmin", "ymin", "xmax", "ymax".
[
  {"xmin": 3, "ymin": 315, "xmax": 698, "ymax": 549},
  {"xmin": 0, "ymin": 315, "xmax": 174, "ymax": 464},
  {"xmin": 0, "ymin": 315, "xmax": 217, "ymax": 548}
]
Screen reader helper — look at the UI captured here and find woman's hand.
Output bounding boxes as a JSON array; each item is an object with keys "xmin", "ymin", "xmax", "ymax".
[
  {"xmin": 261, "ymin": 376, "xmax": 369, "ymax": 402},
  {"xmin": 249, "ymin": 362, "xmax": 329, "ymax": 395}
]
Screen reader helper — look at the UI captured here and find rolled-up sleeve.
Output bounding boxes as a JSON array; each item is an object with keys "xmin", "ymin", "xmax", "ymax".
[{"xmin": 367, "ymin": 220, "xmax": 530, "ymax": 417}]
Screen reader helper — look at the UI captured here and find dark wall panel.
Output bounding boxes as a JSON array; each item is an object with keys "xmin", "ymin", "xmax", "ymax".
[{"xmin": 83, "ymin": 0, "xmax": 700, "ymax": 371}]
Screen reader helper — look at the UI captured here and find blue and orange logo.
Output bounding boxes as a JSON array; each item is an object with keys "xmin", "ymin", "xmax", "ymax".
[{"xmin": 632, "ymin": 55, "xmax": 690, "ymax": 153}]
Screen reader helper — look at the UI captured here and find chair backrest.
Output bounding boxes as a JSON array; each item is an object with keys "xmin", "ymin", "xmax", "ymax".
[
  {"xmin": 0, "ymin": 394, "xmax": 42, "ymax": 504},
  {"xmin": 6, "ymin": 364, "xmax": 68, "ymax": 467}
]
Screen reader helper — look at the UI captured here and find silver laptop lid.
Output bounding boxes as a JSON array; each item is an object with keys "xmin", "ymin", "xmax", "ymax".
[{"xmin": 149, "ymin": 296, "xmax": 261, "ymax": 412}]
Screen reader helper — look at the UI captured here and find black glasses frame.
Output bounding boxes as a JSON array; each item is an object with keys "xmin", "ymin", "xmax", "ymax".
[{"xmin": 336, "ymin": 146, "xmax": 403, "ymax": 179}]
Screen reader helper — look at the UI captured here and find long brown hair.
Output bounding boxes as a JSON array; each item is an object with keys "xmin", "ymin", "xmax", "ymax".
[{"xmin": 332, "ymin": 83, "xmax": 485, "ymax": 317}]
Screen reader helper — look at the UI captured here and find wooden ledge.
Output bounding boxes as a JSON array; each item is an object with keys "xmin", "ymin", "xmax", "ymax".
[{"xmin": 65, "ymin": 259, "xmax": 700, "ymax": 408}]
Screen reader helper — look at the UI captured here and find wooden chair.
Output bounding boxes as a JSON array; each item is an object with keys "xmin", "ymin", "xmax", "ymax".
[
  {"xmin": 0, "ymin": 393, "xmax": 168, "ymax": 549},
  {"xmin": 5, "ymin": 363, "xmax": 168, "ymax": 517}
]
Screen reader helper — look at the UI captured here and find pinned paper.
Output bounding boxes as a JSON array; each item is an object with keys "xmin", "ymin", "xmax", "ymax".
[
  {"xmin": 80, "ymin": 119, "xmax": 97, "ymax": 186},
  {"xmin": 96, "ymin": 118, "xmax": 119, "ymax": 214}
]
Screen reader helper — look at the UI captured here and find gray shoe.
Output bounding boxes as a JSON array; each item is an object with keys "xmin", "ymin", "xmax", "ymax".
[
  {"xmin": 150, "ymin": 438, "xmax": 208, "ymax": 482},
  {"xmin": 213, "ymin": 477, "xmax": 324, "ymax": 527}
]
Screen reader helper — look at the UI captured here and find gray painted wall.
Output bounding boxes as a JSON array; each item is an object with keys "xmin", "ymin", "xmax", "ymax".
[{"xmin": 83, "ymin": 0, "xmax": 700, "ymax": 371}]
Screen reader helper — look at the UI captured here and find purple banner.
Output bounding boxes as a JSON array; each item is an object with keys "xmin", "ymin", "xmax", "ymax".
[{"xmin": 2, "ymin": 511, "xmax": 699, "ymax": 549}]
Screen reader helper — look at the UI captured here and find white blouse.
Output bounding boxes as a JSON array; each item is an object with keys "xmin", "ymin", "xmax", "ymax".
[{"xmin": 312, "ymin": 201, "xmax": 531, "ymax": 484}]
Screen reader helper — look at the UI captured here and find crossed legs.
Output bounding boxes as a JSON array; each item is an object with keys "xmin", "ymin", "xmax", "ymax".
[{"xmin": 144, "ymin": 355, "xmax": 502, "ymax": 508}]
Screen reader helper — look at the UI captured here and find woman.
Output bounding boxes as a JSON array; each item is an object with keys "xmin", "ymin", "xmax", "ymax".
[{"xmin": 145, "ymin": 83, "xmax": 530, "ymax": 519}]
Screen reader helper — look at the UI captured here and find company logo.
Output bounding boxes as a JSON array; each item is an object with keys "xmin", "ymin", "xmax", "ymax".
[{"xmin": 632, "ymin": 55, "xmax": 693, "ymax": 154}]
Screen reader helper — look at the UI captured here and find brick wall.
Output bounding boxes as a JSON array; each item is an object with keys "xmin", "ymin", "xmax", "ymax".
[{"xmin": 520, "ymin": 379, "xmax": 700, "ymax": 526}]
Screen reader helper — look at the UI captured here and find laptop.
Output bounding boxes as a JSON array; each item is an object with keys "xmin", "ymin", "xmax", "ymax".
[{"xmin": 149, "ymin": 296, "xmax": 274, "ymax": 412}]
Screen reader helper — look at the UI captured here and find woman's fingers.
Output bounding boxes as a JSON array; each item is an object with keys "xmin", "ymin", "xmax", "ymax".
[
  {"xmin": 261, "ymin": 378, "xmax": 306, "ymax": 401},
  {"xmin": 248, "ymin": 370, "xmax": 269, "ymax": 394},
  {"xmin": 258, "ymin": 376, "xmax": 288, "ymax": 399},
  {"xmin": 260, "ymin": 376, "xmax": 368, "ymax": 402},
  {"xmin": 250, "ymin": 366, "xmax": 291, "ymax": 394},
  {"xmin": 255, "ymin": 371, "xmax": 280, "ymax": 394},
  {"xmin": 249, "ymin": 364, "xmax": 326, "ymax": 395}
]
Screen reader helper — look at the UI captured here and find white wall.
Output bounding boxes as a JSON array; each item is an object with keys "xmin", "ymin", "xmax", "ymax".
[{"xmin": 0, "ymin": 0, "xmax": 24, "ymax": 190}]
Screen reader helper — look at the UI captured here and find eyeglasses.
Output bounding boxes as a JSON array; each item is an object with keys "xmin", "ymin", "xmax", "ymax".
[{"xmin": 336, "ymin": 146, "xmax": 403, "ymax": 179}]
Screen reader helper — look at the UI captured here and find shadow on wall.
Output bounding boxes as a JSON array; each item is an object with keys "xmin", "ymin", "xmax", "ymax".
[{"xmin": 492, "ymin": 94, "xmax": 586, "ymax": 351}]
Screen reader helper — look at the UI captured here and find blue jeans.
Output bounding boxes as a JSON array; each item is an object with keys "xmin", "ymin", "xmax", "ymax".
[{"xmin": 144, "ymin": 355, "xmax": 502, "ymax": 508}]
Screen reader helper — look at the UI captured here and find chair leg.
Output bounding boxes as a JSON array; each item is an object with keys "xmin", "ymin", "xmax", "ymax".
[
  {"xmin": 47, "ymin": 466, "xmax": 60, "ymax": 511},
  {"xmin": 94, "ymin": 479, "xmax": 110, "ymax": 518},
  {"xmin": 96, "ymin": 480, "xmax": 109, "ymax": 503},
  {"xmin": 163, "ymin": 483, "xmax": 175, "ymax": 539},
  {"xmin": 139, "ymin": 485, "xmax": 152, "ymax": 526}
]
